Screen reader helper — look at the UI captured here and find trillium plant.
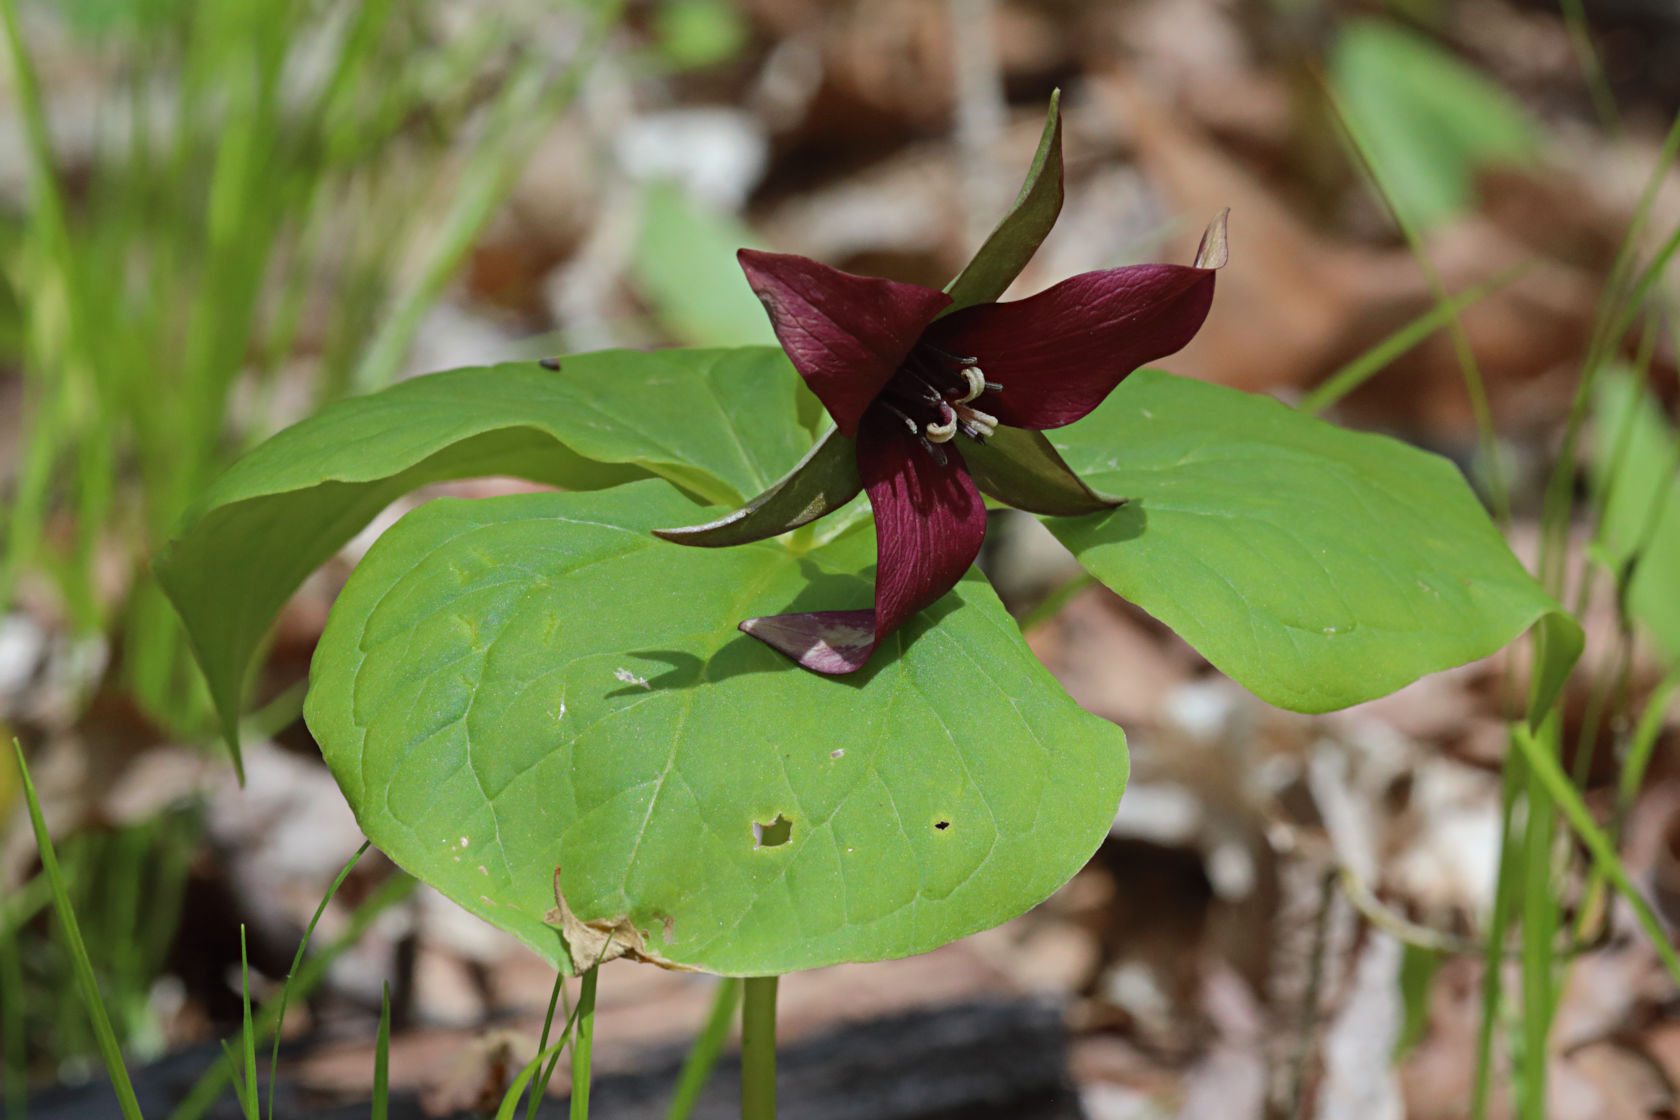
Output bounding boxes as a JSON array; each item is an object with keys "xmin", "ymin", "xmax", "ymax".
[{"xmin": 159, "ymin": 95, "xmax": 1576, "ymax": 1118}]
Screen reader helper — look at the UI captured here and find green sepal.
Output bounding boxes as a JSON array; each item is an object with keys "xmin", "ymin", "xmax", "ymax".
[
  {"xmin": 654, "ymin": 427, "xmax": 861, "ymax": 547},
  {"xmin": 962, "ymin": 427, "xmax": 1122, "ymax": 517},
  {"xmin": 941, "ymin": 90, "xmax": 1064, "ymax": 313}
]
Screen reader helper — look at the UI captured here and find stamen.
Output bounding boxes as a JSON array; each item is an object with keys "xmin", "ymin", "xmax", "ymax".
[
  {"xmin": 923, "ymin": 344, "xmax": 978, "ymax": 366},
  {"xmin": 925, "ymin": 401, "xmax": 958, "ymax": 443},
  {"xmin": 954, "ymin": 403, "xmax": 998, "ymax": 440},
  {"xmin": 984, "ymin": 381, "xmax": 1002, "ymax": 392},
  {"xmin": 880, "ymin": 400, "xmax": 920, "ymax": 435},
  {"xmin": 919, "ymin": 436, "xmax": 948, "ymax": 466}
]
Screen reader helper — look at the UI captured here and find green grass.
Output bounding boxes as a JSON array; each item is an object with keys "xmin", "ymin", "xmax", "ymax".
[
  {"xmin": 7, "ymin": 739, "xmax": 419, "ymax": 1120},
  {"xmin": 12, "ymin": 740, "xmax": 144, "ymax": 1120},
  {"xmin": 1309, "ymin": 13, "xmax": 1680, "ymax": 1116},
  {"xmin": 0, "ymin": 0, "xmax": 622, "ymax": 740},
  {"xmin": 0, "ymin": 0, "xmax": 625, "ymax": 1078}
]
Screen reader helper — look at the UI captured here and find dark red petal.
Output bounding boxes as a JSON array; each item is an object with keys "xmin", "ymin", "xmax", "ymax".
[
  {"xmin": 857, "ymin": 408, "xmax": 989, "ymax": 643},
  {"xmin": 738, "ymin": 610, "xmax": 877, "ymax": 674},
  {"xmin": 738, "ymin": 408, "xmax": 989, "ymax": 674},
  {"xmin": 925, "ymin": 263, "xmax": 1215, "ymax": 430},
  {"xmin": 737, "ymin": 249, "xmax": 951, "ymax": 437}
]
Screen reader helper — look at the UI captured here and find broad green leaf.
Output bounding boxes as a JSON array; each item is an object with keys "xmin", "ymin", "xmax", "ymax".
[
  {"xmin": 159, "ymin": 348, "xmax": 812, "ymax": 766},
  {"xmin": 303, "ymin": 480, "xmax": 1125, "ymax": 975},
  {"xmin": 941, "ymin": 91, "xmax": 1063, "ymax": 312},
  {"xmin": 1331, "ymin": 19, "xmax": 1539, "ymax": 230},
  {"xmin": 633, "ymin": 184, "xmax": 778, "ymax": 348},
  {"xmin": 1046, "ymin": 370, "xmax": 1578, "ymax": 713},
  {"xmin": 1592, "ymin": 369, "xmax": 1680, "ymax": 663}
]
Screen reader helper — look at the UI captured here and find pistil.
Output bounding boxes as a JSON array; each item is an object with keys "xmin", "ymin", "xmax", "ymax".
[{"xmin": 878, "ymin": 343, "xmax": 1002, "ymax": 455}]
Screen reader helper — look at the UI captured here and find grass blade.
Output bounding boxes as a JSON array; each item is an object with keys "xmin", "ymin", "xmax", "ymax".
[
  {"xmin": 1299, "ymin": 262, "xmax": 1529, "ymax": 417},
  {"xmin": 266, "ymin": 840, "xmax": 371, "ymax": 1120},
  {"xmin": 663, "ymin": 978, "xmax": 742, "ymax": 1120},
  {"xmin": 1510, "ymin": 721, "xmax": 1680, "ymax": 986},
  {"xmin": 1321, "ymin": 74, "xmax": 1509, "ymax": 522},
  {"xmin": 351, "ymin": 0, "xmax": 629, "ymax": 392},
  {"xmin": 1616, "ymin": 666, "xmax": 1680, "ymax": 828},
  {"xmin": 239, "ymin": 929, "xmax": 258, "ymax": 1120},
  {"xmin": 493, "ymin": 967, "xmax": 601, "ymax": 1120},
  {"xmin": 170, "ymin": 868, "xmax": 415, "ymax": 1120},
  {"xmin": 1518, "ymin": 746, "xmax": 1557, "ymax": 1120},
  {"xmin": 570, "ymin": 968, "xmax": 599, "ymax": 1120},
  {"xmin": 1471, "ymin": 755, "xmax": 1523, "ymax": 1120},
  {"xmin": 10, "ymin": 740, "xmax": 144, "ymax": 1120},
  {"xmin": 371, "ymin": 983, "xmax": 391, "ymax": 1120},
  {"xmin": 524, "ymin": 971, "xmax": 566, "ymax": 1120},
  {"xmin": 1, "ymin": 888, "xmax": 27, "ymax": 1120}
]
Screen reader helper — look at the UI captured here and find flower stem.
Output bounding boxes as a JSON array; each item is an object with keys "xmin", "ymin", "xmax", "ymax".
[
  {"xmin": 740, "ymin": 976, "xmax": 779, "ymax": 1120},
  {"xmin": 571, "ymin": 967, "xmax": 599, "ymax": 1120}
]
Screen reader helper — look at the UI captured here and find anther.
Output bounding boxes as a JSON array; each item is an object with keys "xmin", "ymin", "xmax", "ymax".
[{"xmin": 954, "ymin": 403, "xmax": 998, "ymax": 440}]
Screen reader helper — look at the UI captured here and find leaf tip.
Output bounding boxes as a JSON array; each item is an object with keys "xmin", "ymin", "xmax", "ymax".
[{"xmin": 1194, "ymin": 208, "xmax": 1230, "ymax": 270}]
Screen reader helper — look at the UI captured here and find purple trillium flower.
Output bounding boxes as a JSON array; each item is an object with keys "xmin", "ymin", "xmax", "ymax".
[{"xmin": 657, "ymin": 211, "xmax": 1228, "ymax": 675}]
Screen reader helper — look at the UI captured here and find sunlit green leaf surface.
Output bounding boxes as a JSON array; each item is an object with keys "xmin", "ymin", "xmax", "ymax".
[
  {"xmin": 304, "ymin": 480, "xmax": 1125, "ymax": 974},
  {"xmin": 1047, "ymin": 370, "xmax": 1576, "ymax": 712},
  {"xmin": 160, "ymin": 347, "xmax": 811, "ymax": 764}
]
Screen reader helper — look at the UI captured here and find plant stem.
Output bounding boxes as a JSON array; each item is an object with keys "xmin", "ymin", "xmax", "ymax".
[
  {"xmin": 740, "ymin": 976, "xmax": 779, "ymax": 1120},
  {"xmin": 571, "ymin": 968, "xmax": 599, "ymax": 1120}
]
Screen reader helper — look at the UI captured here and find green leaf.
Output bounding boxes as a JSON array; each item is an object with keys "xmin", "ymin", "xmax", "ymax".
[
  {"xmin": 1331, "ymin": 19, "xmax": 1539, "ymax": 230},
  {"xmin": 303, "ymin": 480, "xmax": 1125, "ymax": 975},
  {"xmin": 941, "ymin": 91, "xmax": 1063, "ymax": 312},
  {"xmin": 1592, "ymin": 369, "xmax": 1680, "ymax": 663},
  {"xmin": 159, "ymin": 348, "xmax": 812, "ymax": 766},
  {"xmin": 654, "ymin": 427, "xmax": 862, "ymax": 547},
  {"xmin": 633, "ymin": 184, "xmax": 779, "ymax": 348},
  {"xmin": 1046, "ymin": 370, "xmax": 1578, "ymax": 713}
]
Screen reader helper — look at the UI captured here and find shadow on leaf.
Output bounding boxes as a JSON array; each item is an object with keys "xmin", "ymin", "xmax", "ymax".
[{"xmin": 607, "ymin": 559, "xmax": 965, "ymax": 696}]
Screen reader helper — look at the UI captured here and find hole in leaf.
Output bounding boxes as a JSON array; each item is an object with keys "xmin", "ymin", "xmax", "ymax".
[
  {"xmin": 934, "ymin": 820, "xmax": 950, "ymax": 831},
  {"xmin": 752, "ymin": 814, "xmax": 793, "ymax": 849}
]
